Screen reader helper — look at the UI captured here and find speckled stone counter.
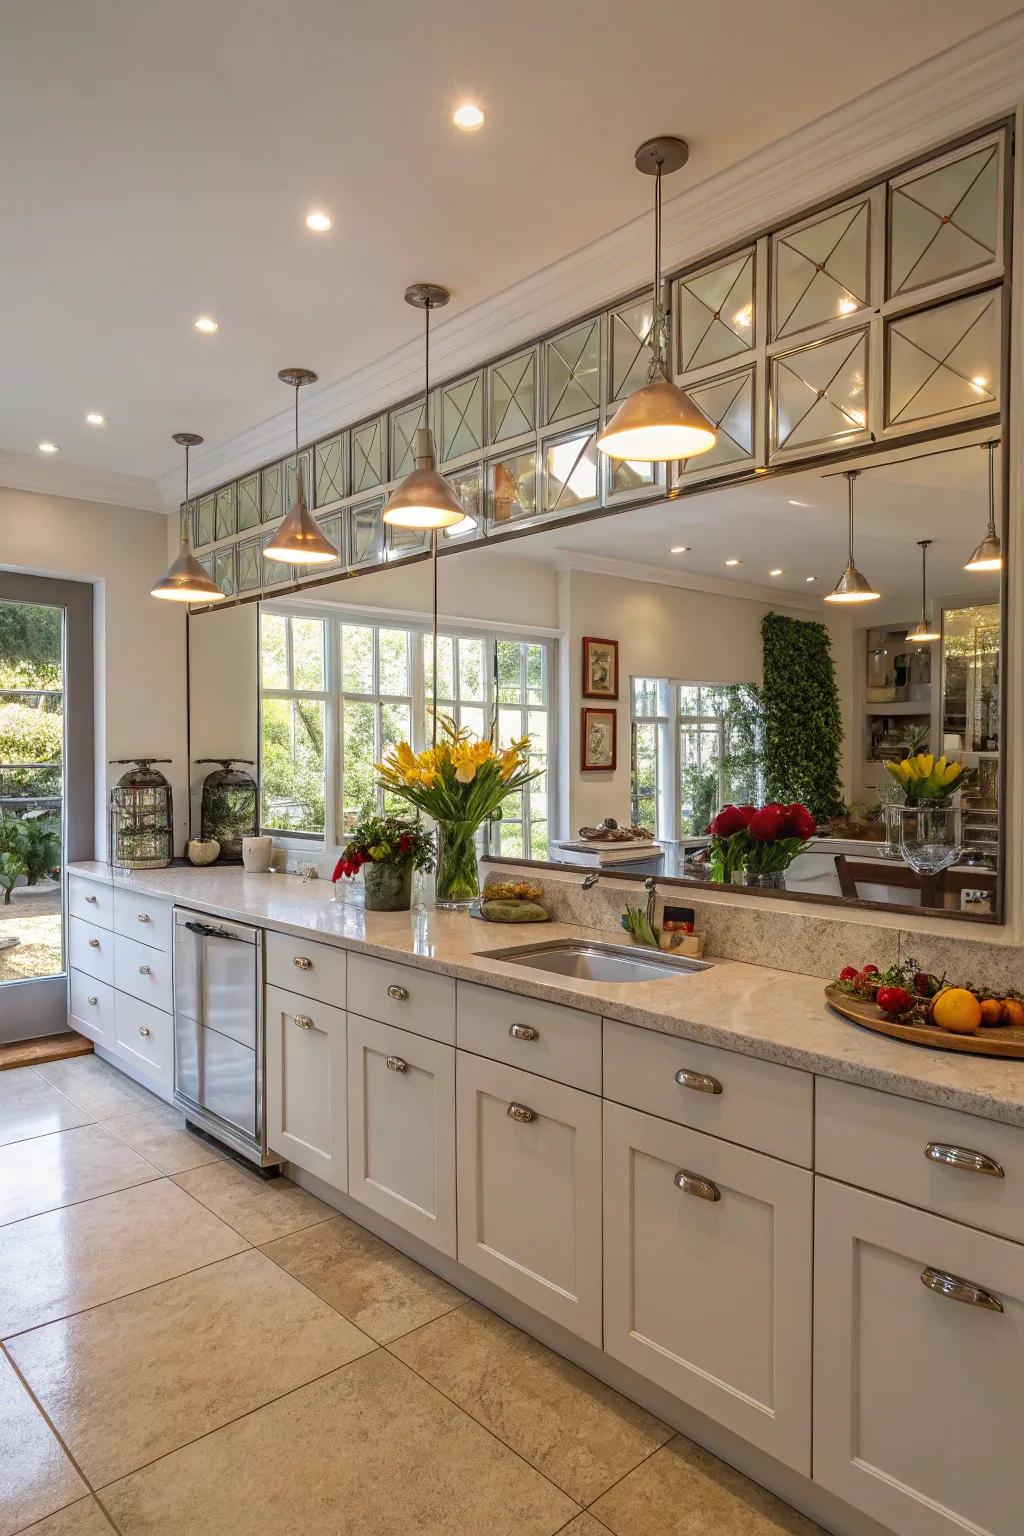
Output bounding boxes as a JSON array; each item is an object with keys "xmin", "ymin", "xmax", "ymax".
[{"xmin": 68, "ymin": 861, "xmax": 1024, "ymax": 1128}]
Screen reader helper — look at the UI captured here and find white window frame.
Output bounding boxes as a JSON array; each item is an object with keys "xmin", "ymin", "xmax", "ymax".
[
  {"xmin": 258, "ymin": 611, "xmax": 331, "ymax": 842},
  {"xmin": 630, "ymin": 676, "xmax": 756, "ymax": 842}
]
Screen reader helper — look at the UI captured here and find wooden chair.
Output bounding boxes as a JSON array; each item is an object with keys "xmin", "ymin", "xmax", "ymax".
[{"xmin": 834, "ymin": 856, "xmax": 996, "ymax": 911}]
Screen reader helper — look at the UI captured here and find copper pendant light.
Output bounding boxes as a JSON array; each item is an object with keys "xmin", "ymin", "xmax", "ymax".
[
  {"xmin": 151, "ymin": 433, "xmax": 226, "ymax": 603},
  {"xmin": 964, "ymin": 441, "xmax": 1003, "ymax": 572},
  {"xmin": 823, "ymin": 470, "xmax": 880, "ymax": 603},
  {"xmin": 906, "ymin": 539, "xmax": 940, "ymax": 642},
  {"xmin": 264, "ymin": 369, "xmax": 337, "ymax": 564},
  {"xmin": 597, "ymin": 138, "xmax": 715, "ymax": 463},
  {"xmin": 383, "ymin": 284, "xmax": 468, "ymax": 530}
]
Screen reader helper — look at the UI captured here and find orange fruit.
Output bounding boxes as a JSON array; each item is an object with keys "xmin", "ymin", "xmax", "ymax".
[
  {"xmin": 931, "ymin": 988, "xmax": 982, "ymax": 1034},
  {"xmin": 979, "ymin": 998, "xmax": 1004, "ymax": 1026},
  {"xmin": 1001, "ymin": 998, "xmax": 1024, "ymax": 1029}
]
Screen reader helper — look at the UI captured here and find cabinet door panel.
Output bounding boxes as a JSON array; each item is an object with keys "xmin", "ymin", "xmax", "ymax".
[
  {"xmin": 603, "ymin": 1100, "xmax": 812, "ymax": 1473},
  {"xmin": 815, "ymin": 1177, "xmax": 1024, "ymax": 1536},
  {"xmin": 347, "ymin": 1014, "xmax": 456, "ymax": 1255},
  {"xmin": 69, "ymin": 969, "xmax": 113, "ymax": 1046},
  {"xmin": 456, "ymin": 1053, "xmax": 602, "ymax": 1345},
  {"xmin": 265, "ymin": 985, "xmax": 347, "ymax": 1188}
]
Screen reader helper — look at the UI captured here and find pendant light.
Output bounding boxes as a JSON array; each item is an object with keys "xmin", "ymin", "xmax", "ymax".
[
  {"xmin": 151, "ymin": 433, "xmax": 226, "ymax": 603},
  {"xmin": 964, "ymin": 441, "xmax": 1003, "ymax": 572},
  {"xmin": 596, "ymin": 138, "xmax": 716, "ymax": 463},
  {"xmin": 824, "ymin": 470, "xmax": 880, "ymax": 603},
  {"xmin": 383, "ymin": 284, "xmax": 467, "ymax": 530},
  {"xmin": 264, "ymin": 369, "xmax": 337, "ymax": 563},
  {"xmin": 906, "ymin": 540, "xmax": 940, "ymax": 642}
]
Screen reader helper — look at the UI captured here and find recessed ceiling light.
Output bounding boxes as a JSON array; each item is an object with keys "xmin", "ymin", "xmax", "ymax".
[
  {"xmin": 85, "ymin": 412, "xmax": 105, "ymax": 426},
  {"xmin": 769, "ymin": 568, "xmax": 784, "ymax": 576},
  {"xmin": 805, "ymin": 575, "xmax": 817, "ymax": 583},
  {"xmin": 725, "ymin": 558, "xmax": 741, "ymax": 566},
  {"xmin": 193, "ymin": 315, "xmax": 218, "ymax": 334},
  {"xmin": 670, "ymin": 544, "xmax": 690, "ymax": 554},
  {"xmin": 453, "ymin": 103, "xmax": 485, "ymax": 131},
  {"xmin": 38, "ymin": 441, "xmax": 58, "ymax": 454},
  {"xmin": 305, "ymin": 210, "xmax": 332, "ymax": 232}
]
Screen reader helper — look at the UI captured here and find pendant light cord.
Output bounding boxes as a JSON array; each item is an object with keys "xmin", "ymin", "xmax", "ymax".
[
  {"xmin": 920, "ymin": 540, "xmax": 928, "ymax": 619},
  {"xmin": 182, "ymin": 443, "xmax": 191, "ymax": 550},
  {"xmin": 651, "ymin": 159, "xmax": 664, "ymax": 376},
  {"xmin": 988, "ymin": 441, "xmax": 996, "ymax": 538},
  {"xmin": 845, "ymin": 471, "xmax": 857, "ymax": 564}
]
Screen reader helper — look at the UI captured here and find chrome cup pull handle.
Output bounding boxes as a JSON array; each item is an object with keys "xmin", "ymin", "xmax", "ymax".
[
  {"xmin": 675, "ymin": 1068, "xmax": 723, "ymax": 1095},
  {"xmin": 925, "ymin": 1142, "xmax": 1004, "ymax": 1178},
  {"xmin": 293, "ymin": 956, "xmax": 313, "ymax": 971},
  {"xmin": 85, "ymin": 893, "xmax": 98, "ymax": 904},
  {"xmin": 138, "ymin": 1026, "xmax": 151, "ymax": 1038},
  {"xmin": 674, "ymin": 1169, "xmax": 721, "ymax": 1202},
  {"xmin": 88, "ymin": 938, "xmax": 100, "ymax": 949},
  {"xmin": 138, "ymin": 965, "xmax": 151, "ymax": 976},
  {"xmin": 921, "ymin": 1266, "xmax": 1003, "ymax": 1312},
  {"xmin": 387, "ymin": 984, "xmax": 409, "ymax": 1001},
  {"xmin": 509, "ymin": 1023, "xmax": 538, "ymax": 1042},
  {"xmin": 507, "ymin": 1102, "xmax": 535, "ymax": 1123},
  {"xmin": 137, "ymin": 913, "xmax": 150, "ymax": 923},
  {"xmin": 87, "ymin": 995, "xmax": 98, "ymax": 1006},
  {"xmin": 386, "ymin": 1055, "xmax": 408, "ymax": 1073},
  {"xmin": 293, "ymin": 1014, "xmax": 315, "ymax": 1030}
]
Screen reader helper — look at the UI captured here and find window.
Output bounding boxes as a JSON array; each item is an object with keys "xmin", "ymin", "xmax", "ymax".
[
  {"xmin": 630, "ymin": 677, "xmax": 762, "ymax": 840},
  {"xmin": 259, "ymin": 613, "xmax": 327, "ymax": 836},
  {"xmin": 340, "ymin": 622, "xmax": 412, "ymax": 832}
]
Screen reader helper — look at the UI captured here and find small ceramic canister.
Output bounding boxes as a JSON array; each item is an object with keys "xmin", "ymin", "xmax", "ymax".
[{"xmin": 241, "ymin": 835, "xmax": 273, "ymax": 873}]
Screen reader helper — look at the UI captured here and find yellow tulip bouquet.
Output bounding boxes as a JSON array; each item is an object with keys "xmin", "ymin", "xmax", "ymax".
[
  {"xmin": 884, "ymin": 752, "xmax": 969, "ymax": 804},
  {"xmin": 375, "ymin": 716, "xmax": 541, "ymax": 908}
]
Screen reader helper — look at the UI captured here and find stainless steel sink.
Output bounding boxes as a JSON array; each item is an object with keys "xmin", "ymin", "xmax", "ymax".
[{"xmin": 479, "ymin": 938, "xmax": 712, "ymax": 984}]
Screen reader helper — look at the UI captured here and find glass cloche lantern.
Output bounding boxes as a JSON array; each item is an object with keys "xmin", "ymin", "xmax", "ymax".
[
  {"xmin": 109, "ymin": 760, "xmax": 174, "ymax": 870},
  {"xmin": 196, "ymin": 759, "xmax": 257, "ymax": 863}
]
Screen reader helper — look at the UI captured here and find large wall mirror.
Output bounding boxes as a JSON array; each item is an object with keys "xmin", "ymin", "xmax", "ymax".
[{"xmin": 187, "ymin": 430, "xmax": 1005, "ymax": 922}]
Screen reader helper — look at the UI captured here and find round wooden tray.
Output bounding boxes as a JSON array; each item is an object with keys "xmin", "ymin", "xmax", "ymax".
[{"xmin": 824, "ymin": 984, "xmax": 1024, "ymax": 1059}]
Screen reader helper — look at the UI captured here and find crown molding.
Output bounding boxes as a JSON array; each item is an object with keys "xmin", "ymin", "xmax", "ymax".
[
  {"xmin": 0, "ymin": 450, "xmax": 163, "ymax": 514},
  {"xmin": 550, "ymin": 548, "xmax": 828, "ymax": 613},
  {"xmin": 145, "ymin": 13, "xmax": 1024, "ymax": 512}
]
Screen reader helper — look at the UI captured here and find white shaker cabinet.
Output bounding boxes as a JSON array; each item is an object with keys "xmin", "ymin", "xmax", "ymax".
[
  {"xmin": 456, "ymin": 1052, "xmax": 603, "ymax": 1345},
  {"xmin": 603, "ymin": 1100, "xmax": 813, "ymax": 1473},
  {"xmin": 265, "ymin": 985, "xmax": 348, "ymax": 1188},
  {"xmin": 814, "ymin": 1177, "xmax": 1024, "ymax": 1536},
  {"xmin": 347, "ymin": 1013, "xmax": 456, "ymax": 1256}
]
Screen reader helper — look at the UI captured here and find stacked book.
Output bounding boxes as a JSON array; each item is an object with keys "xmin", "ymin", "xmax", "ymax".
[{"xmin": 554, "ymin": 838, "xmax": 663, "ymax": 866}]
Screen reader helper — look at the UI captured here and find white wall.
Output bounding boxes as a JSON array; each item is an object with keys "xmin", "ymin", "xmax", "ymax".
[
  {"xmin": 2, "ymin": 485, "xmax": 188, "ymax": 856},
  {"xmin": 188, "ymin": 604, "xmax": 259, "ymax": 831}
]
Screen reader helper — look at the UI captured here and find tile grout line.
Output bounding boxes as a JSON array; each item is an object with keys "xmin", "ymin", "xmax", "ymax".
[
  {"xmin": 1, "ymin": 1335, "xmax": 106, "ymax": 1526},
  {"xmin": 579, "ymin": 1433, "xmax": 672, "ymax": 1513}
]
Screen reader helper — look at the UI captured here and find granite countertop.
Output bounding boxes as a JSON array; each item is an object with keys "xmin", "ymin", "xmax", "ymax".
[{"xmin": 68, "ymin": 860, "xmax": 1024, "ymax": 1128}]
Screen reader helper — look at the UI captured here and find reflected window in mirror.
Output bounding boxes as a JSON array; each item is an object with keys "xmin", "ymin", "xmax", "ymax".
[
  {"xmin": 630, "ymin": 679, "xmax": 762, "ymax": 842},
  {"xmin": 259, "ymin": 612, "xmax": 327, "ymax": 837}
]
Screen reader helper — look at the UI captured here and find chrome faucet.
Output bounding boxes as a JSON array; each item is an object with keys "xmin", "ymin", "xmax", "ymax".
[
  {"xmin": 644, "ymin": 876, "xmax": 657, "ymax": 930},
  {"xmin": 581, "ymin": 872, "xmax": 600, "ymax": 891}
]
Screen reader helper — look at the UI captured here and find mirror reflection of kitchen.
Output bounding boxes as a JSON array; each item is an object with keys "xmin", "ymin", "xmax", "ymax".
[{"xmin": 187, "ymin": 434, "xmax": 1003, "ymax": 921}]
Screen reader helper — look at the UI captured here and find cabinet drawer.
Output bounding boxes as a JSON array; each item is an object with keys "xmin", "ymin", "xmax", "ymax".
[
  {"xmin": 457, "ymin": 981, "xmax": 601, "ymax": 1093},
  {"xmin": 603, "ymin": 1018, "xmax": 812, "ymax": 1167},
  {"xmin": 817, "ymin": 1077, "xmax": 1024, "ymax": 1245},
  {"xmin": 113, "ymin": 991, "xmax": 173, "ymax": 1086},
  {"xmin": 68, "ymin": 917, "xmax": 114, "ymax": 985},
  {"xmin": 68, "ymin": 874, "xmax": 112, "ymax": 929},
  {"xmin": 69, "ymin": 968, "xmax": 113, "ymax": 1046},
  {"xmin": 347, "ymin": 953, "xmax": 454, "ymax": 1044},
  {"xmin": 265, "ymin": 929, "xmax": 346, "ymax": 1009},
  {"xmin": 265, "ymin": 985, "xmax": 347, "ymax": 1188},
  {"xmin": 113, "ymin": 886, "xmax": 173, "ymax": 952},
  {"xmin": 815, "ymin": 1177, "xmax": 1024, "ymax": 1536},
  {"xmin": 114, "ymin": 933, "xmax": 173, "ymax": 1014},
  {"xmin": 348, "ymin": 1013, "xmax": 456, "ymax": 1255},
  {"xmin": 456, "ymin": 1052, "xmax": 602, "ymax": 1345}
]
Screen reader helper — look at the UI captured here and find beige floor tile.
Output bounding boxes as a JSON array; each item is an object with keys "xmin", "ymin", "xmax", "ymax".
[
  {"xmin": 556, "ymin": 1518, "xmax": 613, "ymax": 1535},
  {"xmin": 15, "ymin": 1497, "xmax": 115, "ymax": 1534},
  {"xmin": 101, "ymin": 1350, "xmax": 579, "ymax": 1536},
  {"xmin": 261, "ymin": 1212, "xmax": 464, "ymax": 1343},
  {"xmin": 0, "ymin": 1124, "xmax": 160, "ymax": 1227},
  {"xmin": 172, "ymin": 1161, "xmax": 334, "ymax": 1244},
  {"xmin": 32, "ymin": 1059, "xmax": 159, "ymax": 1121},
  {"xmin": 9, "ymin": 1248, "xmax": 376, "ymax": 1485},
  {"xmin": 0, "ymin": 1069, "xmax": 93, "ymax": 1148},
  {"xmin": 590, "ymin": 1435, "xmax": 826, "ymax": 1535},
  {"xmin": 0, "ymin": 1351, "xmax": 86, "ymax": 1536},
  {"xmin": 392, "ymin": 1302, "xmax": 672, "ymax": 1505},
  {"xmin": 0, "ymin": 1179, "xmax": 248, "ymax": 1338},
  {"xmin": 102, "ymin": 1102, "xmax": 223, "ymax": 1176}
]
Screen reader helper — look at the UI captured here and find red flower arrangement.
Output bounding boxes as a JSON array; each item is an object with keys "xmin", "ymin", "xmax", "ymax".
[{"xmin": 706, "ymin": 802, "xmax": 816, "ymax": 883}]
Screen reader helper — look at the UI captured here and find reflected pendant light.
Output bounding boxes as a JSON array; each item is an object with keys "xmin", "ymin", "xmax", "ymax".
[
  {"xmin": 824, "ymin": 470, "xmax": 880, "ymax": 603},
  {"xmin": 383, "ymin": 284, "xmax": 468, "ymax": 530},
  {"xmin": 964, "ymin": 441, "xmax": 1003, "ymax": 572},
  {"xmin": 596, "ymin": 137, "xmax": 716, "ymax": 463},
  {"xmin": 906, "ymin": 539, "xmax": 940, "ymax": 642},
  {"xmin": 151, "ymin": 433, "xmax": 226, "ymax": 603},
  {"xmin": 264, "ymin": 369, "xmax": 337, "ymax": 563}
]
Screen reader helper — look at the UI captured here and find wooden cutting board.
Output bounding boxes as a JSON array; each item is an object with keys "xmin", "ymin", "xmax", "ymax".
[{"xmin": 824, "ymin": 984, "xmax": 1024, "ymax": 1059}]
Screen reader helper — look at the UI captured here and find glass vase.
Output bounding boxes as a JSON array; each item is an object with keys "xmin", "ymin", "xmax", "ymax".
[
  {"xmin": 434, "ymin": 820, "xmax": 481, "ymax": 910},
  {"xmin": 743, "ymin": 870, "xmax": 786, "ymax": 890},
  {"xmin": 362, "ymin": 860, "xmax": 413, "ymax": 912},
  {"xmin": 879, "ymin": 802, "xmax": 904, "ymax": 860},
  {"xmin": 900, "ymin": 802, "xmax": 961, "ymax": 876}
]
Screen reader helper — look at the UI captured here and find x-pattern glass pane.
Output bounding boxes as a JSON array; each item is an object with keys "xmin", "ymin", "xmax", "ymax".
[
  {"xmin": 284, "ymin": 451, "xmax": 311, "ymax": 512},
  {"xmin": 489, "ymin": 351, "xmax": 536, "ymax": 442},
  {"xmin": 442, "ymin": 373, "xmax": 483, "ymax": 461},
  {"xmin": 349, "ymin": 497, "xmax": 384, "ymax": 565},
  {"xmin": 237, "ymin": 475, "xmax": 260, "ymax": 531},
  {"xmin": 195, "ymin": 495, "xmax": 215, "ymax": 548},
  {"xmin": 610, "ymin": 456, "xmax": 657, "ymax": 497},
  {"xmin": 213, "ymin": 547, "xmax": 235, "ymax": 596},
  {"xmin": 610, "ymin": 299, "xmax": 655, "ymax": 401},
  {"xmin": 261, "ymin": 531, "xmax": 292, "ymax": 585},
  {"xmin": 545, "ymin": 430, "xmax": 598, "ymax": 513},
  {"xmin": 890, "ymin": 144, "xmax": 999, "ymax": 296},
  {"xmin": 887, "ymin": 290, "xmax": 998, "ymax": 426},
  {"xmin": 388, "ymin": 523, "xmax": 429, "ymax": 559},
  {"xmin": 774, "ymin": 201, "xmax": 868, "ymax": 338},
  {"xmin": 236, "ymin": 538, "xmax": 262, "ymax": 592},
  {"xmin": 545, "ymin": 319, "xmax": 599, "ymax": 423},
  {"xmin": 489, "ymin": 451, "xmax": 537, "ymax": 527},
  {"xmin": 677, "ymin": 251, "xmax": 755, "ymax": 372},
  {"xmin": 679, "ymin": 368, "xmax": 755, "ymax": 475},
  {"xmin": 260, "ymin": 464, "xmax": 282, "ymax": 524},
  {"xmin": 390, "ymin": 401, "xmax": 425, "ymax": 481},
  {"xmin": 352, "ymin": 417, "xmax": 385, "ymax": 492},
  {"xmin": 313, "ymin": 513, "xmax": 342, "ymax": 570},
  {"xmin": 772, "ymin": 330, "xmax": 868, "ymax": 452},
  {"xmin": 314, "ymin": 434, "xmax": 348, "ymax": 507},
  {"xmin": 215, "ymin": 485, "xmax": 236, "ymax": 541},
  {"xmin": 445, "ymin": 466, "xmax": 481, "ymax": 539}
]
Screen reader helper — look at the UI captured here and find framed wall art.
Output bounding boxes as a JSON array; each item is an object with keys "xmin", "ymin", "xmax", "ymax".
[
  {"xmin": 582, "ymin": 635, "xmax": 618, "ymax": 699},
  {"xmin": 581, "ymin": 707, "xmax": 617, "ymax": 771}
]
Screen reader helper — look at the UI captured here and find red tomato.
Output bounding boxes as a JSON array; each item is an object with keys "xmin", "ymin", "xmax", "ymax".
[
  {"xmin": 876, "ymin": 985, "xmax": 912, "ymax": 1016},
  {"xmin": 838, "ymin": 965, "xmax": 859, "ymax": 982}
]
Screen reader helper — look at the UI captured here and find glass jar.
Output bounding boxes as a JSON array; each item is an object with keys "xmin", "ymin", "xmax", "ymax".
[
  {"xmin": 434, "ymin": 820, "xmax": 481, "ymax": 910},
  {"xmin": 900, "ymin": 803, "xmax": 961, "ymax": 876}
]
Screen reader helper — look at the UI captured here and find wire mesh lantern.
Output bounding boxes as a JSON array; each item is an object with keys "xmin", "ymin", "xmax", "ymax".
[
  {"xmin": 196, "ymin": 759, "xmax": 257, "ymax": 863},
  {"xmin": 109, "ymin": 760, "xmax": 174, "ymax": 870}
]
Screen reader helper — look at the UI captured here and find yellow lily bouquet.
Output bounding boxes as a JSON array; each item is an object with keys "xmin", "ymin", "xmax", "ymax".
[
  {"xmin": 884, "ymin": 752, "xmax": 969, "ymax": 804},
  {"xmin": 376, "ymin": 717, "xmax": 541, "ymax": 908}
]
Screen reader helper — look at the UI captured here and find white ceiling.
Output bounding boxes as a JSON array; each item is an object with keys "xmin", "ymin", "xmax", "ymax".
[{"xmin": 0, "ymin": 1, "xmax": 1019, "ymax": 505}]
